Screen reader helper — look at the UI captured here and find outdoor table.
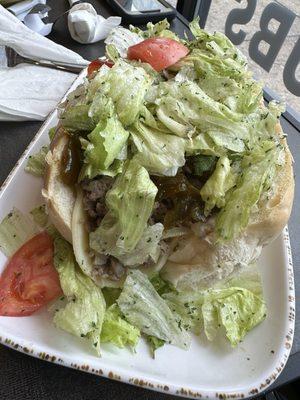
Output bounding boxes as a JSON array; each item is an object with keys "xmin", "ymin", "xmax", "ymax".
[{"xmin": 0, "ymin": 1, "xmax": 299, "ymax": 398}]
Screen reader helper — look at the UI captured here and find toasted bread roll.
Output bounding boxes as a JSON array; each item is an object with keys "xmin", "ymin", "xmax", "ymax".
[
  {"xmin": 161, "ymin": 126, "xmax": 294, "ymax": 291},
  {"xmin": 42, "ymin": 127, "xmax": 75, "ymax": 243},
  {"xmin": 72, "ymin": 188, "xmax": 124, "ymax": 287}
]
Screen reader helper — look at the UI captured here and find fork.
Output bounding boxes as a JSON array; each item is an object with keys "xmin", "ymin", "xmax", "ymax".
[{"xmin": 5, "ymin": 46, "xmax": 87, "ymax": 74}]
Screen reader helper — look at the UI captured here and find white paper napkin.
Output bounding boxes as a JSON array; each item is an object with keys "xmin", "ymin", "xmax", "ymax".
[
  {"xmin": 23, "ymin": 12, "xmax": 53, "ymax": 37},
  {"xmin": 68, "ymin": 3, "xmax": 121, "ymax": 44},
  {"xmin": 7, "ymin": 0, "xmax": 47, "ymax": 21},
  {"xmin": 0, "ymin": 4, "xmax": 89, "ymax": 121},
  {"xmin": 0, "ymin": 5, "xmax": 88, "ymax": 65},
  {"xmin": 0, "ymin": 64, "xmax": 76, "ymax": 121}
]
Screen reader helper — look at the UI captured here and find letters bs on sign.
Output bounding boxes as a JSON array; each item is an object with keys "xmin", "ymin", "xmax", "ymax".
[{"xmin": 225, "ymin": 1, "xmax": 300, "ymax": 97}]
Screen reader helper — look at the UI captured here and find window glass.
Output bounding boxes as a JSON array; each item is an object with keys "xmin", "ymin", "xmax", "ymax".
[
  {"xmin": 205, "ymin": 0, "xmax": 300, "ymax": 113},
  {"xmin": 168, "ymin": 0, "xmax": 300, "ymax": 113}
]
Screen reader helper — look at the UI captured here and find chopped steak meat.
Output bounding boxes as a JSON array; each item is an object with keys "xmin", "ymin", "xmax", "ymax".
[
  {"xmin": 81, "ymin": 176, "xmax": 114, "ymax": 231},
  {"xmin": 82, "ymin": 177, "xmax": 126, "ymax": 282},
  {"xmin": 94, "ymin": 256, "xmax": 126, "ymax": 281}
]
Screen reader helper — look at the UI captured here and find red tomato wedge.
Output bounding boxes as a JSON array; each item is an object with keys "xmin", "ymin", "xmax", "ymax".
[
  {"xmin": 0, "ymin": 232, "xmax": 62, "ymax": 317},
  {"xmin": 87, "ymin": 59, "xmax": 114, "ymax": 77},
  {"xmin": 127, "ymin": 37, "xmax": 189, "ymax": 71}
]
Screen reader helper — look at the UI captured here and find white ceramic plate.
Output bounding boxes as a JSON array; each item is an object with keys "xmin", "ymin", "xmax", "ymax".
[{"xmin": 0, "ymin": 75, "xmax": 295, "ymax": 400}]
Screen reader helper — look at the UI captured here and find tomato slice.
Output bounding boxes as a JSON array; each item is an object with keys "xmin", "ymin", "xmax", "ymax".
[
  {"xmin": 87, "ymin": 59, "xmax": 114, "ymax": 77},
  {"xmin": 127, "ymin": 37, "xmax": 189, "ymax": 71},
  {"xmin": 0, "ymin": 232, "xmax": 62, "ymax": 316}
]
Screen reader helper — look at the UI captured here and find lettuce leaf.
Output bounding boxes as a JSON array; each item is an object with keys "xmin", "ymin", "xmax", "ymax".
[
  {"xmin": 102, "ymin": 287, "xmax": 121, "ymax": 307},
  {"xmin": 200, "ymin": 156, "xmax": 236, "ymax": 215},
  {"xmin": 60, "ymin": 104, "xmax": 96, "ymax": 132},
  {"xmin": 216, "ymin": 145, "xmax": 279, "ymax": 241},
  {"xmin": 86, "ymin": 64, "xmax": 111, "ymax": 101},
  {"xmin": 25, "ymin": 145, "xmax": 48, "ymax": 177},
  {"xmin": 130, "ymin": 19, "xmax": 180, "ymax": 41},
  {"xmin": 105, "ymin": 43, "xmax": 120, "ymax": 63},
  {"xmin": 53, "ymin": 237, "xmax": 106, "ymax": 355},
  {"xmin": 249, "ymin": 101, "xmax": 285, "ymax": 147},
  {"xmin": 164, "ymin": 264, "xmax": 267, "ymax": 346},
  {"xmin": 189, "ymin": 154, "xmax": 217, "ymax": 176},
  {"xmin": 147, "ymin": 335, "xmax": 165, "ymax": 357},
  {"xmin": 117, "ymin": 270, "xmax": 191, "ymax": 349},
  {"xmin": 83, "ymin": 115, "xmax": 129, "ymax": 178},
  {"xmin": 208, "ymin": 130, "xmax": 245, "ymax": 153},
  {"xmin": 101, "ymin": 304, "xmax": 140, "ymax": 348},
  {"xmin": 150, "ymin": 273, "xmax": 174, "ymax": 296},
  {"xmin": 90, "ymin": 222, "xmax": 164, "ymax": 270},
  {"xmin": 30, "ymin": 204, "xmax": 48, "ymax": 228},
  {"xmin": 202, "ymin": 286, "xmax": 266, "ymax": 346},
  {"xmin": 90, "ymin": 160, "xmax": 157, "ymax": 255},
  {"xmin": 156, "ymin": 80, "xmax": 248, "ymax": 139},
  {"xmin": 189, "ymin": 18, "xmax": 247, "ymax": 73},
  {"xmin": 185, "ymin": 132, "xmax": 226, "ymax": 157},
  {"xmin": 102, "ymin": 60, "xmax": 152, "ymax": 126},
  {"xmin": 0, "ymin": 208, "xmax": 39, "ymax": 257},
  {"xmin": 130, "ymin": 120, "xmax": 186, "ymax": 176},
  {"xmin": 91, "ymin": 220, "xmax": 164, "ymax": 268},
  {"xmin": 88, "ymin": 92, "xmax": 114, "ymax": 122},
  {"xmin": 176, "ymin": 19, "xmax": 262, "ymax": 117},
  {"xmin": 117, "ymin": 223, "xmax": 164, "ymax": 267},
  {"xmin": 48, "ymin": 127, "xmax": 56, "ymax": 141},
  {"xmin": 60, "ymin": 59, "xmax": 152, "ymax": 132}
]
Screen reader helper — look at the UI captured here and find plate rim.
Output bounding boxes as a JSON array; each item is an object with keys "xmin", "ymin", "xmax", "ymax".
[{"xmin": 0, "ymin": 75, "xmax": 295, "ymax": 400}]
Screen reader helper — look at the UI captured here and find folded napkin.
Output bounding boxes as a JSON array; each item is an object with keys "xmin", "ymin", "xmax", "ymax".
[
  {"xmin": 7, "ymin": 0, "xmax": 47, "ymax": 22},
  {"xmin": 0, "ymin": 5, "xmax": 88, "ymax": 65},
  {"xmin": 0, "ymin": 5, "xmax": 89, "ymax": 121},
  {"xmin": 68, "ymin": 2, "xmax": 121, "ymax": 44},
  {"xmin": 0, "ymin": 63, "xmax": 76, "ymax": 121},
  {"xmin": 23, "ymin": 12, "xmax": 53, "ymax": 36}
]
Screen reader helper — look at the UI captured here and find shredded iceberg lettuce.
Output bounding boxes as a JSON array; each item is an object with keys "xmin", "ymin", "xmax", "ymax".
[
  {"xmin": 189, "ymin": 17, "xmax": 248, "ymax": 73},
  {"xmin": 117, "ymin": 270, "xmax": 191, "ymax": 349},
  {"xmin": 90, "ymin": 160, "xmax": 157, "ymax": 255},
  {"xmin": 202, "ymin": 286, "xmax": 266, "ymax": 346},
  {"xmin": 200, "ymin": 156, "xmax": 236, "ymax": 215},
  {"xmin": 53, "ymin": 237, "xmax": 106, "ymax": 355},
  {"xmin": 130, "ymin": 19, "xmax": 180, "ymax": 41},
  {"xmin": 130, "ymin": 119, "xmax": 186, "ymax": 176},
  {"xmin": 101, "ymin": 60, "xmax": 152, "ymax": 126},
  {"xmin": 30, "ymin": 204, "xmax": 48, "ymax": 228},
  {"xmin": 84, "ymin": 115, "xmax": 129, "ymax": 178},
  {"xmin": 155, "ymin": 80, "xmax": 248, "ymax": 139},
  {"xmin": 25, "ymin": 145, "xmax": 48, "ymax": 177},
  {"xmin": 60, "ymin": 104, "xmax": 96, "ymax": 132},
  {"xmin": 147, "ymin": 335, "xmax": 165, "ymax": 357},
  {"xmin": 164, "ymin": 264, "xmax": 267, "ymax": 346},
  {"xmin": 216, "ymin": 145, "xmax": 279, "ymax": 241},
  {"xmin": 101, "ymin": 304, "xmax": 140, "ymax": 348},
  {"xmin": 0, "ymin": 208, "xmax": 39, "ymax": 257}
]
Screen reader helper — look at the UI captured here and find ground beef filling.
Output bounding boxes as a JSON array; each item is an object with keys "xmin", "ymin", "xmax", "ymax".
[
  {"xmin": 94, "ymin": 255, "xmax": 126, "ymax": 281},
  {"xmin": 81, "ymin": 176, "xmax": 127, "ymax": 280},
  {"xmin": 81, "ymin": 176, "xmax": 114, "ymax": 231},
  {"xmin": 81, "ymin": 170, "xmax": 207, "ymax": 280}
]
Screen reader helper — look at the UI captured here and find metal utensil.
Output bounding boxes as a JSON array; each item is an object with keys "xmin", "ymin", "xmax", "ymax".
[
  {"xmin": 27, "ymin": 3, "xmax": 51, "ymax": 16},
  {"xmin": 5, "ymin": 46, "xmax": 86, "ymax": 74}
]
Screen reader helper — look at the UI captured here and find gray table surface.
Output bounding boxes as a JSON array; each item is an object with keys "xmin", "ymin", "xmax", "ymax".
[{"xmin": 0, "ymin": 0, "xmax": 299, "ymax": 397}]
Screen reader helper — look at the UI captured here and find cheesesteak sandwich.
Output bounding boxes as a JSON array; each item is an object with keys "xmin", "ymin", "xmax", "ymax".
[{"xmin": 0, "ymin": 19, "xmax": 294, "ymax": 354}]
